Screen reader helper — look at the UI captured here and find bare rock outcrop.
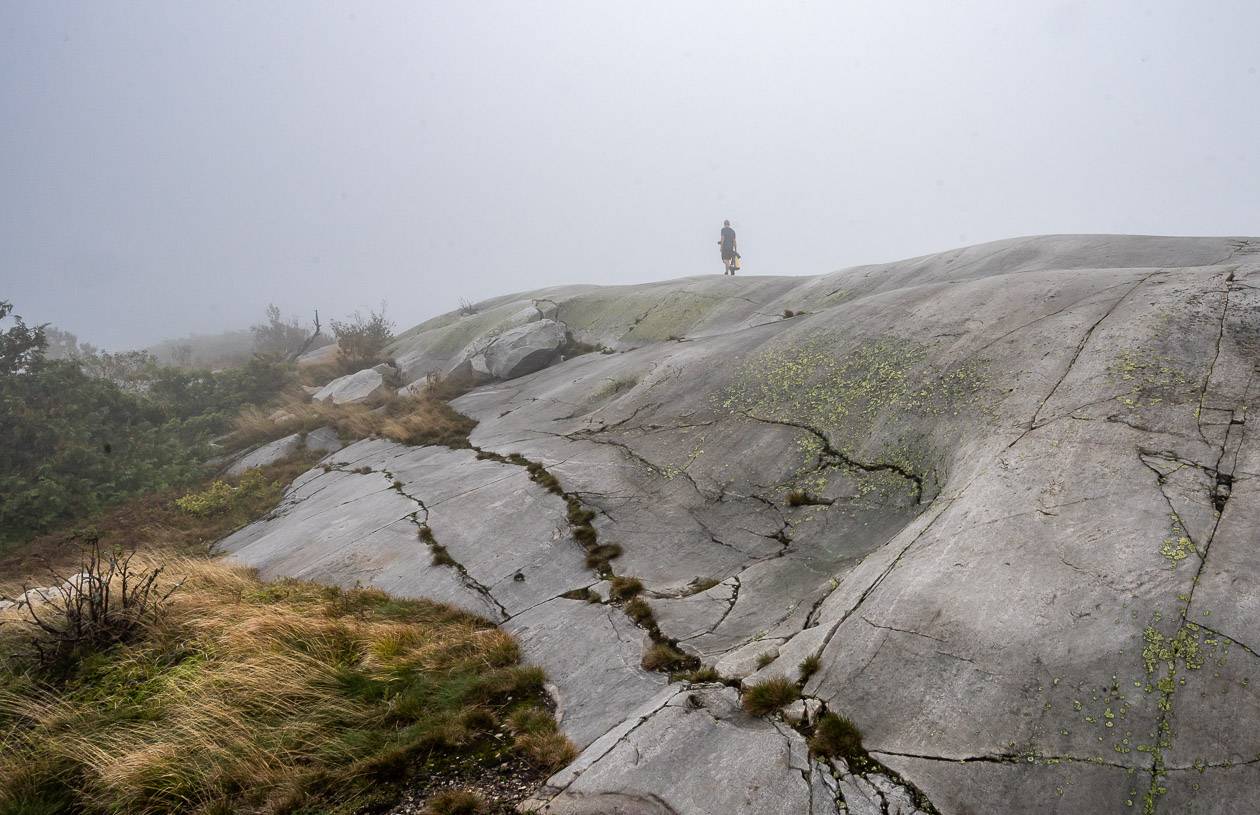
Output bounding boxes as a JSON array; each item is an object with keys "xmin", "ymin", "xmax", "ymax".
[{"xmin": 219, "ymin": 235, "xmax": 1260, "ymax": 814}]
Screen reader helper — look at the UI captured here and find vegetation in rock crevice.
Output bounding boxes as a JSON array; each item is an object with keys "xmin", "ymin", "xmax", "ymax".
[{"xmin": 469, "ymin": 448, "xmax": 700, "ymax": 676}]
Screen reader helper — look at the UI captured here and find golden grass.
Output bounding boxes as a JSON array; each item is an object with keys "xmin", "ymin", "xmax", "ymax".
[
  {"xmin": 0, "ymin": 559, "xmax": 561, "ymax": 815},
  {"xmin": 228, "ymin": 391, "xmax": 476, "ymax": 454}
]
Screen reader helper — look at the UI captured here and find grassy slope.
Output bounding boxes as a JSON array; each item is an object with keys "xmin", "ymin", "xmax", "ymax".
[{"xmin": 0, "ymin": 399, "xmax": 571, "ymax": 815}]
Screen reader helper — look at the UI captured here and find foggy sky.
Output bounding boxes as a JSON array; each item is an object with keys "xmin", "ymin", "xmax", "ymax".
[{"xmin": 3, "ymin": 1, "xmax": 1259, "ymax": 350}]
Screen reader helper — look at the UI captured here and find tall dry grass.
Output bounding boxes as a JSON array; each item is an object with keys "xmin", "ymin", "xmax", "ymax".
[
  {"xmin": 228, "ymin": 391, "xmax": 476, "ymax": 454},
  {"xmin": 0, "ymin": 558, "xmax": 567, "ymax": 815}
]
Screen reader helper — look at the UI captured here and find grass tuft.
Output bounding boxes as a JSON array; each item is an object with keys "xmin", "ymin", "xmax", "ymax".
[
  {"xmin": 514, "ymin": 731, "xmax": 578, "ymax": 771},
  {"xmin": 808, "ymin": 712, "xmax": 865, "ymax": 761},
  {"xmin": 608, "ymin": 576, "xmax": 643, "ymax": 601},
  {"xmin": 755, "ymin": 651, "xmax": 777, "ymax": 670},
  {"xmin": 584, "ymin": 544, "xmax": 622, "ymax": 572},
  {"xmin": 678, "ymin": 665, "xmax": 721, "ymax": 683},
  {"xmin": 683, "ymin": 577, "xmax": 721, "ymax": 596},
  {"xmin": 742, "ymin": 677, "xmax": 800, "ymax": 715},
  {"xmin": 798, "ymin": 654, "xmax": 821, "ymax": 684},
  {"xmin": 624, "ymin": 598, "xmax": 654, "ymax": 626},
  {"xmin": 560, "ymin": 588, "xmax": 601, "ymax": 603},
  {"xmin": 425, "ymin": 789, "xmax": 486, "ymax": 815},
  {"xmin": 641, "ymin": 642, "xmax": 689, "ymax": 671}
]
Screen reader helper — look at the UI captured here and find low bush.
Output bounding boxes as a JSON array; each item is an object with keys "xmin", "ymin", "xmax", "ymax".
[
  {"xmin": 0, "ymin": 300, "xmax": 294, "ymax": 546},
  {"xmin": 174, "ymin": 468, "xmax": 276, "ymax": 517},
  {"xmin": 0, "ymin": 455, "xmax": 317, "ymax": 598},
  {"xmin": 330, "ymin": 307, "xmax": 395, "ymax": 370},
  {"xmin": 5, "ymin": 540, "xmax": 181, "ymax": 674}
]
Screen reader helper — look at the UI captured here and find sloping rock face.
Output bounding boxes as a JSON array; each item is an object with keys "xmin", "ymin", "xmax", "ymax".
[
  {"xmin": 219, "ymin": 235, "xmax": 1260, "ymax": 814},
  {"xmin": 223, "ymin": 426, "xmax": 343, "ymax": 477}
]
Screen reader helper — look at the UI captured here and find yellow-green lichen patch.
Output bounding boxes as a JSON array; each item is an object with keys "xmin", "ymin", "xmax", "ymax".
[
  {"xmin": 1159, "ymin": 515, "xmax": 1198, "ymax": 564},
  {"xmin": 1110, "ymin": 350, "xmax": 1194, "ymax": 411},
  {"xmin": 717, "ymin": 337, "xmax": 988, "ymax": 471},
  {"xmin": 1159, "ymin": 534, "xmax": 1197, "ymax": 563}
]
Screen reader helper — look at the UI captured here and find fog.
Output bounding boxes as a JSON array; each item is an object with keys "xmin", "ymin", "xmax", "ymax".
[{"xmin": 3, "ymin": 1, "xmax": 1258, "ymax": 350}]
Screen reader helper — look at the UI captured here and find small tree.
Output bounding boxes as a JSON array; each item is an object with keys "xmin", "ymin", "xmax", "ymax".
[
  {"xmin": 331, "ymin": 304, "xmax": 395, "ymax": 370},
  {"xmin": 0, "ymin": 300, "xmax": 48, "ymax": 375},
  {"xmin": 42, "ymin": 326, "xmax": 97, "ymax": 361},
  {"xmin": 2, "ymin": 540, "xmax": 182, "ymax": 673},
  {"xmin": 251, "ymin": 304, "xmax": 319, "ymax": 361}
]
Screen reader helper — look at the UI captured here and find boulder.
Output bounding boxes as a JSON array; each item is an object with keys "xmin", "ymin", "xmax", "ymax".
[
  {"xmin": 484, "ymin": 319, "xmax": 566, "ymax": 378},
  {"xmin": 296, "ymin": 342, "xmax": 339, "ymax": 368},
  {"xmin": 311, "ymin": 368, "xmax": 391, "ymax": 404},
  {"xmin": 449, "ymin": 319, "xmax": 567, "ymax": 383}
]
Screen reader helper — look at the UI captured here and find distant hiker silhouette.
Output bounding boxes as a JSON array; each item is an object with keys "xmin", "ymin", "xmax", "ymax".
[{"xmin": 719, "ymin": 220, "xmax": 739, "ymax": 275}]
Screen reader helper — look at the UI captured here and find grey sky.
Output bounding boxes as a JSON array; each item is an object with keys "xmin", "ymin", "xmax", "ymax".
[{"xmin": 2, "ymin": 1, "xmax": 1258, "ymax": 350}]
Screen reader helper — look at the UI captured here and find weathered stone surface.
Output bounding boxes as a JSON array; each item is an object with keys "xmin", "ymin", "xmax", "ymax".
[
  {"xmin": 743, "ymin": 620, "xmax": 835, "ymax": 688},
  {"xmin": 523, "ymin": 686, "xmax": 821, "ymax": 815},
  {"xmin": 295, "ymin": 341, "xmax": 339, "ymax": 367},
  {"xmin": 505, "ymin": 599, "xmax": 666, "ymax": 748},
  {"xmin": 216, "ymin": 236, "xmax": 1260, "ymax": 813},
  {"xmin": 713, "ymin": 638, "xmax": 785, "ymax": 680},
  {"xmin": 783, "ymin": 697, "xmax": 821, "ymax": 726},
  {"xmin": 311, "ymin": 367, "xmax": 391, "ymax": 404},
  {"xmin": 449, "ymin": 318, "xmax": 568, "ymax": 383},
  {"xmin": 223, "ymin": 426, "xmax": 344, "ymax": 476}
]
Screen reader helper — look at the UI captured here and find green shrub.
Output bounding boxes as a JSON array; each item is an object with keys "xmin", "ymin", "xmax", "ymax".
[
  {"xmin": 331, "ymin": 306, "xmax": 395, "ymax": 370},
  {"xmin": 0, "ymin": 301, "xmax": 291, "ymax": 546},
  {"xmin": 174, "ymin": 470, "xmax": 274, "ymax": 517}
]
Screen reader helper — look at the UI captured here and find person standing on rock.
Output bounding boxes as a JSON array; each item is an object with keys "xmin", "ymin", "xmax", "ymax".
[{"xmin": 719, "ymin": 220, "xmax": 739, "ymax": 275}]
